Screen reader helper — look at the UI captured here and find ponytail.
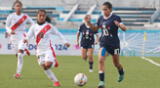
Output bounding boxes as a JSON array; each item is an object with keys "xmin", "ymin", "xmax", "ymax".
[{"xmin": 46, "ymin": 16, "xmax": 51, "ymax": 23}]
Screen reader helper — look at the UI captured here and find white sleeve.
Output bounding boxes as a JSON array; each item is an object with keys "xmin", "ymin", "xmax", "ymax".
[
  {"xmin": 51, "ymin": 26, "xmax": 68, "ymax": 44},
  {"xmin": 26, "ymin": 25, "xmax": 35, "ymax": 40},
  {"xmin": 27, "ymin": 15, "xmax": 34, "ymax": 25},
  {"xmin": 5, "ymin": 14, "xmax": 12, "ymax": 33}
]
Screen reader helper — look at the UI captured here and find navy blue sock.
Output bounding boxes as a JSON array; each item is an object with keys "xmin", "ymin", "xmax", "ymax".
[
  {"xmin": 89, "ymin": 61, "xmax": 93, "ymax": 69},
  {"xmin": 99, "ymin": 72, "xmax": 105, "ymax": 81},
  {"xmin": 118, "ymin": 68, "xmax": 124, "ymax": 75}
]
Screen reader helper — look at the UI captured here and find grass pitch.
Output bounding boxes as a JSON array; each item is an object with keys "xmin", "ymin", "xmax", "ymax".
[{"xmin": 0, "ymin": 55, "xmax": 160, "ymax": 88}]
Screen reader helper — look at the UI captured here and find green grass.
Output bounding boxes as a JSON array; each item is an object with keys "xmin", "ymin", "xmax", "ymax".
[
  {"xmin": 146, "ymin": 57, "xmax": 160, "ymax": 63},
  {"xmin": 0, "ymin": 55, "xmax": 160, "ymax": 88}
]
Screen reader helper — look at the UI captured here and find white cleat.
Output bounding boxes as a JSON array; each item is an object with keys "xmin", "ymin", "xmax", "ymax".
[{"xmin": 89, "ymin": 69, "xmax": 93, "ymax": 72}]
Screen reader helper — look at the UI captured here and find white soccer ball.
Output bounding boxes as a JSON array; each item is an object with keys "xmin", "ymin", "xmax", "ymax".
[{"xmin": 74, "ymin": 73, "xmax": 88, "ymax": 86}]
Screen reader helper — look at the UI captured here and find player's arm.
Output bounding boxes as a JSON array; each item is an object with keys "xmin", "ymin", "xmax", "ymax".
[
  {"xmin": 84, "ymin": 15, "xmax": 100, "ymax": 31},
  {"xmin": 114, "ymin": 21, "xmax": 127, "ymax": 31},
  {"xmin": 24, "ymin": 25, "xmax": 35, "ymax": 43},
  {"xmin": 76, "ymin": 32, "xmax": 80, "ymax": 46},
  {"xmin": 114, "ymin": 16, "xmax": 127, "ymax": 31},
  {"xmin": 52, "ymin": 26, "xmax": 70, "ymax": 47},
  {"xmin": 95, "ymin": 33, "xmax": 99, "ymax": 44},
  {"xmin": 27, "ymin": 15, "xmax": 34, "ymax": 25},
  {"xmin": 5, "ymin": 15, "xmax": 14, "ymax": 34},
  {"xmin": 85, "ymin": 21, "xmax": 100, "ymax": 31},
  {"xmin": 76, "ymin": 26, "xmax": 82, "ymax": 46}
]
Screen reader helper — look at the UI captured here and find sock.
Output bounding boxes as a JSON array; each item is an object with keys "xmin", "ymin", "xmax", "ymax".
[
  {"xmin": 99, "ymin": 71, "xmax": 105, "ymax": 82},
  {"xmin": 89, "ymin": 61, "xmax": 93, "ymax": 69},
  {"xmin": 118, "ymin": 68, "xmax": 124, "ymax": 75},
  {"xmin": 44, "ymin": 69, "xmax": 58, "ymax": 82},
  {"xmin": 16, "ymin": 53, "xmax": 24, "ymax": 74}
]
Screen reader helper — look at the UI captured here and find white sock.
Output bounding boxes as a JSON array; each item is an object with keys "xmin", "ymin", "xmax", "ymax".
[
  {"xmin": 16, "ymin": 53, "xmax": 24, "ymax": 74},
  {"xmin": 44, "ymin": 69, "xmax": 58, "ymax": 82}
]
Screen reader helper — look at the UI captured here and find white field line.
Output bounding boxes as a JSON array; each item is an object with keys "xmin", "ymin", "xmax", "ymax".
[{"xmin": 141, "ymin": 57, "xmax": 160, "ymax": 67}]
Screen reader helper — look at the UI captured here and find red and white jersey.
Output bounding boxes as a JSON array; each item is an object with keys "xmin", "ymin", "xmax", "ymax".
[
  {"xmin": 5, "ymin": 12, "xmax": 34, "ymax": 34},
  {"xmin": 26, "ymin": 22, "xmax": 68, "ymax": 55}
]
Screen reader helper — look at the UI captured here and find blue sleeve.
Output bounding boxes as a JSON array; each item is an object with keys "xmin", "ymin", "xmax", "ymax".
[
  {"xmin": 96, "ymin": 16, "xmax": 102, "ymax": 27},
  {"xmin": 116, "ymin": 16, "xmax": 122, "ymax": 23},
  {"xmin": 78, "ymin": 24, "xmax": 83, "ymax": 33}
]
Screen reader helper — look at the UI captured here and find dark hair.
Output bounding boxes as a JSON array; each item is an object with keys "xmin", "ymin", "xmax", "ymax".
[
  {"xmin": 46, "ymin": 16, "xmax": 51, "ymax": 23},
  {"xmin": 12, "ymin": 0, "xmax": 23, "ymax": 9},
  {"xmin": 103, "ymin": 2, "xmax": 112, "ymax": 9},
  {"xmin": 37, "ymin": 9, "xmax": 51, "ymax": 23}
]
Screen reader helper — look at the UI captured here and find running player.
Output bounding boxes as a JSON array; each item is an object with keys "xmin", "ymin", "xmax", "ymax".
[
  {"xmin": 84, "ymin": 2, "xmax": 127, "ymax": 88},
  {"xmin": 5, "ymin": 0, "xmax": 34, "ymax": 78},
  {"xmin": 24, "ymin": 9, "xmax": 70, "ymax": 87},
  {"xmin": 76, "ymin": 15, "xmax": 99, "ymax": 72}
]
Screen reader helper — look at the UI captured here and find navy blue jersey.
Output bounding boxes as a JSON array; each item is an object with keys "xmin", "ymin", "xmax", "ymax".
[
  {"xmin": 97, "ymin": 14, "xmax": 122, "ymax": 47},
  {"xmin": 78, "ymin": 23, "xmax": 98, "ymax": 46}
]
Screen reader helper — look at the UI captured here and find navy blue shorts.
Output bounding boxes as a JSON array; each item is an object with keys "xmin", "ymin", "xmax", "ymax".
[
  {"xmin": 100, "ymin": 45, "xmax": 120, "ymax": 56},
  {"xmin": 81, "ymin": 44, "xmax": 94, "ymax": 49}
]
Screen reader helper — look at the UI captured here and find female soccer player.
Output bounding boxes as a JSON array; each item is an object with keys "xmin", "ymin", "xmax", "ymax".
[
  {"xmin": 76, "ymin": 15, "xmax": 99, "ymax": 72},
  {"xmin": 5, "ymin": 0, "xmax": 34, "ymax": 78},
  {"xmin": 84, "ymin": 2, "xmax": 127, "ymax": 88},
  {"xmin": 24, "ymin": 9, "xmax": 70, "ymax": 87}
]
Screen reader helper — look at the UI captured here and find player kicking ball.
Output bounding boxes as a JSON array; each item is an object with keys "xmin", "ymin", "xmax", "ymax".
[
  {"xmin": 24, "ymin": 9, "xmax": 70, "ymax": 87},
  {"xmin": 5, "ymin": 0, "xmax": 34, "ymax": 79},
  {"xmin": 84, "ymin": 2, "xmax": 127, "ymax": 88},
  {"xmin": 76, "ymin": 15, "xmax": 99, "ymax": 72}
]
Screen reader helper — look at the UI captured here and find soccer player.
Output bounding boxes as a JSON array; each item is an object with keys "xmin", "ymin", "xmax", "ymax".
[
  {"xmin": 76, "ymin": 15, "xmax": 99, "ymax": 72},
  {"xmin": 24, "ymin": 9, "xmax": 70, "ymax": 87},
  {"xmin": 84, "ymin": 2, "xmax": 127, "ymax": 88},
  {"xmin": 5, "ymin": 0, "xmax": 34, "ymax": 78}
]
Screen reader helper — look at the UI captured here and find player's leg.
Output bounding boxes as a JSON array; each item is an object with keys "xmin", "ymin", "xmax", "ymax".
[
  {"xmin": 15, "ymin": 49, "xmax": 24, "ymax": 78},
  {"xmin": 40, "ymin": 51, "xmax": 61, "ymax": 87},
  {"xmin": 15, "ymin": 41, "xmax": 28, "ymax": 78},
  {"xmin": 87, "ymin": 48, "xmax": 94, "ymax": 72},
  {"xmin": 97, "ymin": 48, "xmax": 107, "ymax": 88},
  {"xmin": 112, "ymin": 49, "xmax": 124, "ymax": 82},
  {"xmin": 81, "ymin": 47, "xmax": 88, "ymax": 60}
]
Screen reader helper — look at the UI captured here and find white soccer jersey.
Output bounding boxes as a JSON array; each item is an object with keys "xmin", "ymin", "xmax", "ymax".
[
  {"xmin": 5, "ymin": 12, "xmax": 34, "ymax": 51},
  {"xmin": 6, "ymin": 12, "xmax": 34, "ymax": 34},
  {"xmin": 26, "ymin": 22, "xmax": 68, "ymax": 55}
]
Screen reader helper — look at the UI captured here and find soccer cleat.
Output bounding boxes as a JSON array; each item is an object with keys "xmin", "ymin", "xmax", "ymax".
[
  {"xmin": 97, "ymin": 81, "xmax": 105, "ymax": 88},
  {"xmin": 54, "ymin": 81, "xmax": 61, "ymax": 87},
  {"xmin": 89, "ymin": 69, "xmax": 93, "ymax": 72},
  {"xmin": 14, "ymin": 73, "xmax": 21, "ymax": 79},
  {"xmin": 54, "ymin": 60, "xmax": 59, "ymax": 68},
  {"xmin": 24, "ymin": 49, "xmax": 30, "ymax": 56},
  {"xmin": 118, "ymin": 74, "xmax": 124, "ymax": 82}
]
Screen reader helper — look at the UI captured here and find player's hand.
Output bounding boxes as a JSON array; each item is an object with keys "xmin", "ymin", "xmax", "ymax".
[
  {"xmin": 5, "ymin": 32, "xmax": 10, "ymax": 38},
  {"xmin": 114, "ymin": 20, "xmax": 120, "ymax": 27},
  {"xmin": 94, "ymin": 41, "xmax": 98, "ymax": 45},
  {"xmin": 76, "ymin": 42, "xmax": 79, "ymax": 47},
  {"xmin": 64, "ymin": 43, "xmax": 70, "ymax": 48},
  {"xmin": 10, "ymin": 31, "xmax": 15, "ymax": 35},
  {"xmin": 23, "ymin": 39, "xmax": 28, "ymax": 44}
]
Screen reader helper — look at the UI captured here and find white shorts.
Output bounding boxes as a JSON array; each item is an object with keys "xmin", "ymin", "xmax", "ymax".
[
  {"xmin": 37, "ymin": 50, "xmax": 56, "ymax": 67},
  {"xmin": 10, "ymin": 40, "xmax": 27, "ymax": 52},
  {"xmin": 9, "ymin": 34, "xmax": 27, "ymax": 52}
]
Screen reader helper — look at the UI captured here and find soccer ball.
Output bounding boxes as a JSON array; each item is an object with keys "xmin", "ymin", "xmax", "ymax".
[{"xmin": 74, "ymin": 73, "xmax": 88, "ymax": 86}]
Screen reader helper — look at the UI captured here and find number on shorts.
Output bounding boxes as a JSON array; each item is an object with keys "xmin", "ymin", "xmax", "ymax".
[{"xmin": 114, "ymin": 49, "xmax": 120, "ymax": 55}]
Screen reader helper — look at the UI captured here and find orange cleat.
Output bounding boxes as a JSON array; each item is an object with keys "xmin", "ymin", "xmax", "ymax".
[
  {"xmin": 54, "ymin": 81, "xmax": 61, "ymax": 87},
  {"xmin": 14, "ymin": 73, "xmax": 21, "ymax": 79},
  {"xmin": 24, "ymin": 49, "xmax": 30, "ymax": 56},
  {"xmin": 54, "ymin": 60, "xmax": 59, "ymax": 68}
]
